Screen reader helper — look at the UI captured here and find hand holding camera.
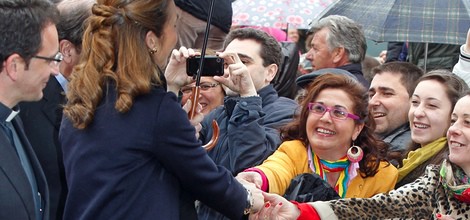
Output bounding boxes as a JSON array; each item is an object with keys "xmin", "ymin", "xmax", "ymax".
[
  {"xmin": 214, "ymin": 51, "xmax": 258, "ymax": 97},
  {"xmin": 165, "ymin": 47, "xmax": 198, "ymax": 95}
]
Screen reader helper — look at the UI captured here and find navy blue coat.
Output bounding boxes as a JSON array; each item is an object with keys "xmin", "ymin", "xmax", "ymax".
[
  {"xmin": 60, "ymin": 85, "xmax": 247, "ymax": 219},
  {"xmin": 197, "ymin": 85, "xmax": 298, "ymax": 219}
]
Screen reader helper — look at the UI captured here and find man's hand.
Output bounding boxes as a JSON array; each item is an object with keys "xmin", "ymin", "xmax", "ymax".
[{"xmin": 214, "ymin": 52, "xmax": 257, "ymax": 97}]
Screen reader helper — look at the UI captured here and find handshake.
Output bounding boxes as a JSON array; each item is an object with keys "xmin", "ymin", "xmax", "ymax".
[{"xmin": 236, "ymin": 172, "xmax": 301, "ymax": 220}]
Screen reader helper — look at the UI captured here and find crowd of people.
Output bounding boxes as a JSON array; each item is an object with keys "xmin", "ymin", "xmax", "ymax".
[{"xmin": 0, "ymin": 0, "xmax": 469, "ymax": 219}]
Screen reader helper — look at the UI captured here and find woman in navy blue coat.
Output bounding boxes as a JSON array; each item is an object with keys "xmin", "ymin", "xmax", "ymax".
[{"xmin": 59, "ymin": 0, "xmax": 262, "ymax": 219}]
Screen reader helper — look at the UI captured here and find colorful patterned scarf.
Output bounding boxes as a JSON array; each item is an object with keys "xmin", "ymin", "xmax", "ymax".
[
  {"xmin": 308, "ymin": 146, "xmax": 358, "ymax": 198},
  {"xmin": 440, "ymin": 159, "xmax": 470, "ymax": 204}
]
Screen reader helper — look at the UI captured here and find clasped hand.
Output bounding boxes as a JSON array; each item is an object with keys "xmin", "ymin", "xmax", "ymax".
[{"xmin": 236, "ymin": 172, "xmax": 300, "ymax": 219}]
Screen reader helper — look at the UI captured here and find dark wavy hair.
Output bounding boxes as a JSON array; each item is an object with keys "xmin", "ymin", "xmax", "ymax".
[
  {"xmin": 280, "ymin": 73, "xmax": 389, "ymax": 177},
  {"xmin": 64, "ymin": 0, "xmax": 170, "ymax": 129},
  {"xmin": 0, "ymin": 0, "xmax": 59, "ymax": 71}
]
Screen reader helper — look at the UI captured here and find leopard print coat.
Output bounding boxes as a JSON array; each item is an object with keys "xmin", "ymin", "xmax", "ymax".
[{"xmin": 311, "ymin": 165, "xmax": 470, "ymax": 220}]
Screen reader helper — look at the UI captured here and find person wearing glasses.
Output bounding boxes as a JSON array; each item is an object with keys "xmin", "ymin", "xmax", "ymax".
[
  {"xmin": 165, "ymin": 28, "xmax": 299, "ymax": 220},
  {"xmin": 251, "ymin": 91, "xmax": 470, "ymax": 220},
  {"xmin": 237, "ymin": 73, "xmax": 398, "ymax": 201},
  {"xmin": 19, "ymin": 1, "xmax": 94, "ymax": 219},
  {"xmin": 180, "ymin": 77, "xmax": 225, "ymax": 115},
  {"xmin": 0, "ymin": 0, "xmax": 60, "ymax": 220}
]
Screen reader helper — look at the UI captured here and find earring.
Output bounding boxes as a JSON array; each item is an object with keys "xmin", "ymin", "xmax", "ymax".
[
  {"xmin": 149, "ymin": 47, "xmax": 158, "ymax": 54},
  {"xmin": 347, "ymin": 142, "xmax": 363, "ymax": 163}
]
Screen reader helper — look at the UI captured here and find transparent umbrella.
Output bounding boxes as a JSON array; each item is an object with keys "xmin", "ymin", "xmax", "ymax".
[{"xmin": 232, "ymin": 0, "xmax": 337, "ymax": 29}]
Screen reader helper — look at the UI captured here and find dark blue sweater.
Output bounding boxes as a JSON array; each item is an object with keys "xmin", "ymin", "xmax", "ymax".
[{"xmin": 60, "ymin": 85, "xmax": 247, "ymax": 219}]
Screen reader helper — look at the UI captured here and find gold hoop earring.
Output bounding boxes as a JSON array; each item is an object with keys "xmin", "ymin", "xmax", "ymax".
[{"xmin": 149, "ymin": 47, "xmax": 158, "ymax": 54}]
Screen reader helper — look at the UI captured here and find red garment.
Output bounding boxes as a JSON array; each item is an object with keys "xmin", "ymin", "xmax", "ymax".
[{"xmin": 291, "ymin": 201, "xmax": 321, "ymax": 220}]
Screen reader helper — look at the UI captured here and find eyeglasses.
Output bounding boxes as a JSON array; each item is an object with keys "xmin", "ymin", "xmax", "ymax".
[
  {"xmin": 33, "ymin": 52, "xmax": 63, "ymax": 68},
  {"xmin": 181, "ymin": 83, "xmax": 220, "ymax": 94},
  {"xmin": 307, "ymin": 102, "xmax": 360, "ymax": 120}
]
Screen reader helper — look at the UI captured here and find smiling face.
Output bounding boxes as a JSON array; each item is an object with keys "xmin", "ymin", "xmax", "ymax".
[
  {"xmin": 306, "ymin": 88, "xmax": 363, "ymax": 160},
  {"xmin": 180, "ymin": 77, "xmax": 225, "ymax": 115},
  {"xmin": 409, "ymin": 80, "xmax": 452, "ymax": 146},
  {"xmin": 16, "ymin": 23, "xmax": 60, "ymax": 103},
  {"xmin": 368, "ymin": 72, "xmax": 410, "ymax": 136},
  {"xmin": 222, "ymin": 38, "xmax": 272, "ymax": 96},
  {"xmin": 447, "ymin": 95, "xmax": 470, "ymax": 173}
]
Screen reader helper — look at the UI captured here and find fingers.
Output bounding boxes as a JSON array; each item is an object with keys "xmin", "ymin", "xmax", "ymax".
[
  {"xmin": 182, "ymin": 99, "xmax": 191, "ymax": 113},
  {"xmin": 218, "ymin": 51, "xmax": 240, "ymax": 65},
  {"xmin": 437, "ymin": 213, "xmax": 456, "ymax": 220},
  {"xmin": 236, "ymin": 172, "xmax": 262, "ymax": 189},
  {"xmin": 262, "ymin": 191, "xmax": 278, "ymax": 203},
  {"xmin": 271, "ymin": 202, "xmax": 283, "ymax": 217},
  {"xmin": 262, "ymin": 191, "xmax": 288, "ymax": 206},
  {"xmin": 171, "ymin": 46, "xmax": 198, "ymax": 62},
  {"xmin": 257, "ymin": 202, "xmax": 274, "ymax": 219},
  {"xmin": 183, "ymin": 99, "xmax": 203, "ymax": 139}
]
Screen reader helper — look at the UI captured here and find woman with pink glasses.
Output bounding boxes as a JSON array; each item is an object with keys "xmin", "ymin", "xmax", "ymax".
[{"xmin": 237, "ymin": 73, "xmax": 397, "ymax": 200}]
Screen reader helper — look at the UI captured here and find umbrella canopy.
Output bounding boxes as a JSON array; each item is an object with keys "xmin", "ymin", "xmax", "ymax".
[
  {"xmin": 318, "ymin": 0, "xmax": 470, "ymax": 45},
  {"xmin": 232, "ymin": 0, "xmax": 336, "ymax": 29}
]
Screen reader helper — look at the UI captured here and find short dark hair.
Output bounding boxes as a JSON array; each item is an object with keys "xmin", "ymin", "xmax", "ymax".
[
  {"xmin": 371, "ymin": 62, "xmax": 424, "ymax": 97},
  {"xmin": 223, "ymin": 28, "xmax": 282, "ymax": 71},
  {"xmin": 0, "ymin": 0, "xmax": 59, "ymax": 71},
  {"xmin": 57, "ymin": 0, "xmax": 94, "ymax": 47}
]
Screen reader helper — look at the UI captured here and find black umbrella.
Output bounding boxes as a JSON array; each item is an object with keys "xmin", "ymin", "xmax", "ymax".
[{"xmin": 187, "ymin": 0, "xmax": 219, "ymax": 151}]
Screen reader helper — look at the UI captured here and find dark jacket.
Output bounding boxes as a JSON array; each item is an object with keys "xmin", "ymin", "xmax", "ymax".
[
  {"xmin": 174, "ymin": 0, "xmax": 232, "ymax": 33},
  {"xmin": 381, "ymin": 123, "xmax": 411, "ymax": 167},
  {"xmin": 0, "ymin": 104, "xmax": 50, "ymax": 220},
  {"xmin": 197, "ymin": 84, "xmax": 298, "ymax": 220},
  {"xmin": 20, "ymin": 76, "xmax": 67, "ymax": 220},
  {"xmin": 60, "ymin": 85, "xmax": 248, "ymax": 220},
  {"xmin": 408, "ymin": 42, "xmax": 460, "ymax": 71},
  {"xmin": 337, "ymin": 63, "xmax": 369, "ymax": 88}
]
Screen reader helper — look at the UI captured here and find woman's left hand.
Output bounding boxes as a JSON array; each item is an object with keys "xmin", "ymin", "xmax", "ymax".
[{"xmin": 165, "ymin": 47, "xmax": 197, "ymax": 95}]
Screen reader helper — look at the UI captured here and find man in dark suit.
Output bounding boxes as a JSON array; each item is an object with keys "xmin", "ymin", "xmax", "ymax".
[
  {"xmin": 0, "ymin": 0, "xmax": 60, "ymax": 219},
  {"xmin": 19, "ymin": 1, "xmax": 94, "ymax": 219}
]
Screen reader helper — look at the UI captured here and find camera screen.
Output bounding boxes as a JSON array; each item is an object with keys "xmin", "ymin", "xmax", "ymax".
[{"xmin": 186, "ymin": 56, "xmax": 224, "ymax": 77}]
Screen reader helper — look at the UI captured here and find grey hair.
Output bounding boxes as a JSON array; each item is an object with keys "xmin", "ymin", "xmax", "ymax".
[{"xmin": 310, "ymin": 15, "xmax": 366, "ymax": 63}]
